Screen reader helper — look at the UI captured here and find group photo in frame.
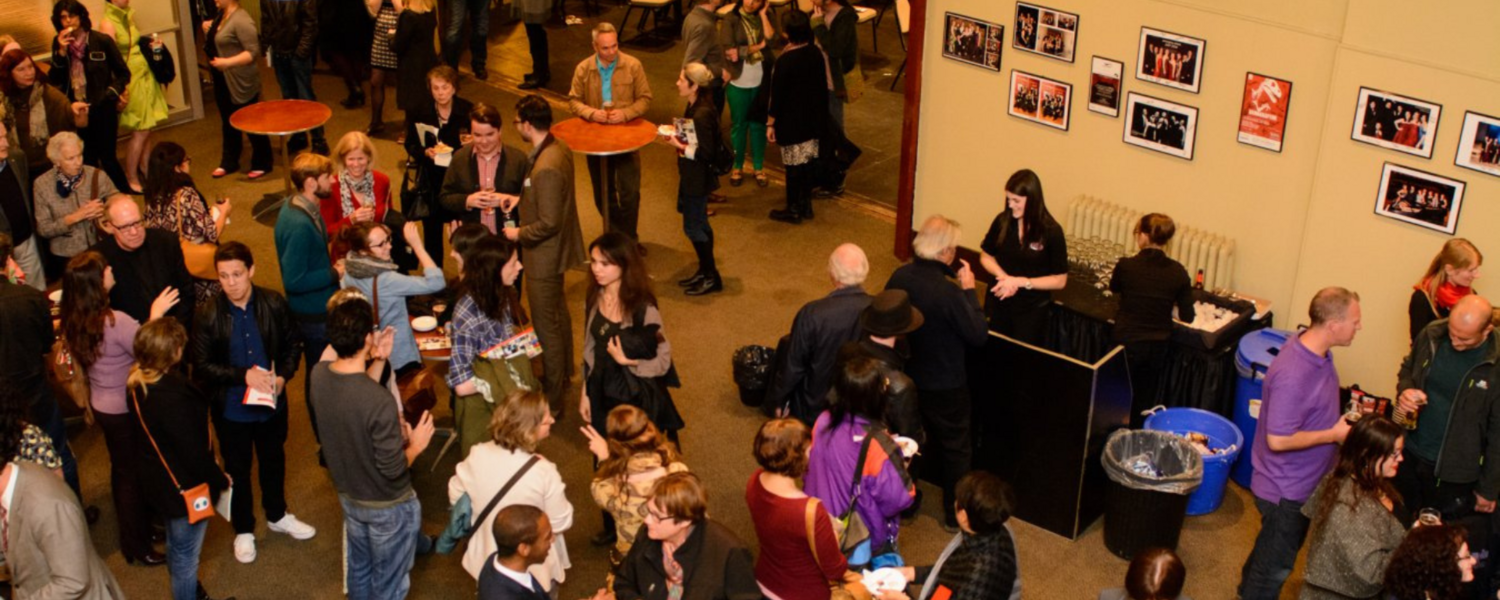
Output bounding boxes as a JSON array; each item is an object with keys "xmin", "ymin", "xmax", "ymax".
[
  {"xmin": 941, "ymin": 12, "xmax": 1005, "ymax": 71},
  {"xmin": 1352, "ymin": 87, "xmax": 1442, "ymax": 159},
  {"xmin": 1237, "ymin": 73, "xmax": 1293, "ymax": 152},
  {"xmin": 1136, "ymin": 27, "xmax": 1206, "ymax": 94},
  {"xmin": 1089, "ymin": 56, "xmax": 1123, "ymax": 117},
  {"xmin": 1009, "ymin": 70, "xmax": 1073, "ymax": 131},
  {"xmin": 1123, "ymin": 92, "xmax": 1198, "ymax": 160},
  {"xmin": 1374, "ymin": 162, "xmax": 1466, "ymax": 235},
  {"xmin": 1013, "ymin": 2, "xmax": 1079, "ymax": 63},
  {"xmin": 1454, "ymin": 111, "xmax": 1500, "ymax": 178}
]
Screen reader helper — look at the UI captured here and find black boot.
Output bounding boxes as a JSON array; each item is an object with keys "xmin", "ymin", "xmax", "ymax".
[
  {"xmin": 679, "ymin": 240, "xmax": 709, "ymax": 287},
  {"xmin": 685, "ymin": 238, "xmax": 722, "ymax": 296}
]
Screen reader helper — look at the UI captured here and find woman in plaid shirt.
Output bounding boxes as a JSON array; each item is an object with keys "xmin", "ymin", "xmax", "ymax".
[{"xmin": 447, "ymin": 235, "xmax": 526, "ymax": 453}]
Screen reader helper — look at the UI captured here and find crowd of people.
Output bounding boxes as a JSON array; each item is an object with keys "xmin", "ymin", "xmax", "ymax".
[{"xmin": 1, "ymin": 1, "xmax": 1495, "ymax": 599}]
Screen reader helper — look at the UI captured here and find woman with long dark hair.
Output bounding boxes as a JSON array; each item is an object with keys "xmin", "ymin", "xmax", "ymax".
[
  {"xmin": 143, "ymin": 141, "xmax": 229, "ymax": 304},
  {"xmin": 1299, "ymin": 416, "xmax": 1407, "ymax": 599},
  {"xmin": 804, "ymin": 356, "xmax": 916, "ymax": 570},
  {"xmin": 1410, "ymin": 239, "xmax": 1482, "ymax": 342},
  {"xmin": 978, "ymin": 168, "xmax": 1069, "ymax": 345},
  {"xmin": 49, "ymin": 0, "xmax": 131, "ymax": 190},
  {"xmin": 129, "ymin": 318, "xmax": 232, "ymax": 600},
  {"xmin": 447, "ymin": 235, "xmax": 527, "ymax": 453},
  {"xmin": 1384, "ymin": 525, "xmax": 1474, "ymax": 600},
  {"xmin": 580, "ymin": 231, "xmax": 683, "ymax": 438},
  {"xmin": 0, "ymin": 48, "xmax": 80, "ymax": 177},
  {"xmin": 59, "ymin": 250, "xmax": 177, "ymax": 566},
  {"xmin": 664, "ymin": 63, "xmax": 723, "ymax": 296}
]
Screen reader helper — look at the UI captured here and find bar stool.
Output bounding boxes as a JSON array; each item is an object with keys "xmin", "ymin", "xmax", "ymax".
[{"xmin": 620, "ymin": 0, "xmax": 676, "ymax": 34}]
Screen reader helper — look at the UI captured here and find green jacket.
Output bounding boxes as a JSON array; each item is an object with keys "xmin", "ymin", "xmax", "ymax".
[
  {"xmin": 1398, "ymin": 319, "xmax": 1500, "ymax": 498},
  {"xmin": 273, "ymin": 194, "xmax": 338, "ymax": 317}
]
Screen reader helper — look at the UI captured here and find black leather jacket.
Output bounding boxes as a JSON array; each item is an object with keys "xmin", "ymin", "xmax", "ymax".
[
  {"xmin": 839, "ymin": 338, "xmax": 924, "ymax": 446},
  {"xmin": 191, "ymin": 286, "xmax": 304, "ymax": 415},
  {"xmin": 49, "ymin": 30, "xmax": 130, "ymax": 106},
  {"xmin": 259, "ymin": 0, "xmax": 319, "ymax": 58}
]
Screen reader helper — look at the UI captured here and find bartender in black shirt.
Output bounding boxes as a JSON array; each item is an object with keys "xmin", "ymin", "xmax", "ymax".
[
  {"xmin": 1110, "ymin": 213, "xmax": 1195, "ymax": 426},
  {"xmin": 978, "ymin": 169, "xmax": 1069, "ymax": 345}
]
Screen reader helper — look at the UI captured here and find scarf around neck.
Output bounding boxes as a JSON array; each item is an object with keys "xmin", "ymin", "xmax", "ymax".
[
  {"xmin": 55, "ymin": 170, "xmax": 84, "ymax": 198},
  {"xmin": 1418, "ymin": 276, "xmax": 1472, "ymax": 312},
  {"xmin": 338, "ymin": 170, "xmax": 375, "ymax": 220},
  {"xmin": 737, "ymin": 9, "xmax": 765, "ymax": 64},
  {"xmin": 6, "ymin": 84, "xmax": 50, "ymax": 148},
  {"xmin": 67, "ymin": 34, "xmax": 88, "ymax": 101},
  {"xmin": 345, "ymin": 254, "xmax": 398, "ymax": 281}
]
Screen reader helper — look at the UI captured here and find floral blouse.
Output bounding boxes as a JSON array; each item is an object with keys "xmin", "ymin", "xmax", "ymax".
[{"xmin": 145, "ymin": 186, "xmax": 223, "ymax": 304}]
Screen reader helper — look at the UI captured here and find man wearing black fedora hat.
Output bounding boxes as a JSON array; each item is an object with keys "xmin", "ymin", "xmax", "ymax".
[{"xmin": 840, "ymin": 289, "xmax": 925, "ymax": 443}]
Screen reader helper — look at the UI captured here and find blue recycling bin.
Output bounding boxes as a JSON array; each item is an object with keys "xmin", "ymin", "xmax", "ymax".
[
  {"xmin": 1145, "ymin": 407, "xmax": 1244, "ymax": 515},
  {"xmin": 1231, "ymin": 328, "xmax": 1293, "ymax": 489}
]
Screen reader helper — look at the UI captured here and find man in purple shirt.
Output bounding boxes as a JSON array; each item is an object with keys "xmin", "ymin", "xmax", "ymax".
[{"xmin": 1238, "ymin": 287, "xmax": 1359, "ymax": 600}]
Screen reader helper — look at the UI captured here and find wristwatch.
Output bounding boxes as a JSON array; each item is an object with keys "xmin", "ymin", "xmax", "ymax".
[{"xmin": 1023, "ymin": 278, "xmax": 1034, "ymax": 290}]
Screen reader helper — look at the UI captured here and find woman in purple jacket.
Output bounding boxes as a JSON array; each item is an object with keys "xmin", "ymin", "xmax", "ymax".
[{"xmin": 805, "ymin": 355, "xmax": 916, "ymax": 569}]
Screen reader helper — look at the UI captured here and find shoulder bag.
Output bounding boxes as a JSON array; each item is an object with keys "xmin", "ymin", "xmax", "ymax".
[
  {"xmin": 435, "ymin": 455, "xmax": 541, "ymax": 553},
  {"xmin": 130, "ymin": 385, "xmax": 222, "ymax": 524},
  {"xmin": 833, "ymin": 431, "xmax": 874, "ymax": 556},
  {"xmin": 805, "ymin": 497, "xmax": 874, "ymax": 600},
  {"xmin": 400, "ymin": 158, "xmax": 433, "ymax": 221},
  {"xmin": 175, "ymin": 192, "xmax": 220, "ymax": 280},
  {"xmin": 48, "ymin": 339, "xmax": 92, "ymax": 423}
]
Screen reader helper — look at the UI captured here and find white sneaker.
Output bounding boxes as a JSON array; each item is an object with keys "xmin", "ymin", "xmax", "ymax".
[
  {"xmin": 267, "ymin": 513, "xmax": 317, "ymax": 540},
  {"xmin": 233, "ymin": 533, "xmax": 257, "ymax": 564}
]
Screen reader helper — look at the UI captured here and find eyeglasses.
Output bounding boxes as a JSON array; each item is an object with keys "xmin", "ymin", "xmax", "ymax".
[
  {"xmin": 643, "ymin": 509, "xmax": 676, "ymax": 524},
  {"xmin": 371, "ymin": 238, "xmax": 392, "ymax": 249},
  {"xmin": 114, "ymin": 220, "xmax": 144, "ymax": 232}
]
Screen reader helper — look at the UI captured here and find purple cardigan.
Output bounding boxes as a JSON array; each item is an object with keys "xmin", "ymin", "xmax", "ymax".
[{"xmin": 804, "ymin": 411, "xmax": 915, "ymax": 550}]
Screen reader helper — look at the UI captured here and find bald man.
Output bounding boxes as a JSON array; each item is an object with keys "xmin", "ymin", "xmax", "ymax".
[
  {"xmin": 1396, "ymin": 295, "xmax": 1500, "ymax": 524},
  {"xmin": 768, "ymin": 243, "xmax": 873, "ymax": 425},
  {"xmin": 91, "ymin": 195, "xmax": 195, "ymax": 329}
]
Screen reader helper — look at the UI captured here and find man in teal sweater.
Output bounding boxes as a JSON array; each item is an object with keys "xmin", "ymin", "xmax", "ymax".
[{"xmin": 274, "ymin": 152, "xmax": 340, "ymax": 452}]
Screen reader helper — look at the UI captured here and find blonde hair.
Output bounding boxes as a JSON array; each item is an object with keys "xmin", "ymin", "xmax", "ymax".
[
  {"xmin": 1417, "ymin": 239, "xmax": 1482, "ymax": 306},
  {"xmin": 683, "ymin": 62, "xmax": 714, "ymax": 88},
  {"xmin": 912, "ymin": 214, "xmax": 961, "ymax": 260},
  {"xmin": 326, "ymin": 287, "xmax": 369, "ymax": 312},
  {"xmin": 126, "ymin": 318, "xmax": 187, "ymax": 392},
  {"xmin": 404, "ymin": 0, "xmax": 434, "ymax": 12},
  {"xmin": 488, "ymin": 391, "xmax": 550, "ymax": 453},
  {"xmin": 333, "ymin": 131, "xmax": 378, "ymax": 173}
]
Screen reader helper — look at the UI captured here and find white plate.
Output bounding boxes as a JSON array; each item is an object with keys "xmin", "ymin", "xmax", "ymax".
[
  {"xmin": 892, "ymin": 435, "xmax": 919, "ymax": 458},
  {"xmin": 48, "ymin": 290, "xmax": 62, "ymax": 304},
  {"xmin": 658, "ymin": 124, "xmax": 676, "ymax": 137},
  {"xmin": 862, "ymin": 567, "xmax": 908, "ymax": 593},
  {"xmin": 411, "ymin": 316, "xmax": 438, "ymax": 332}
]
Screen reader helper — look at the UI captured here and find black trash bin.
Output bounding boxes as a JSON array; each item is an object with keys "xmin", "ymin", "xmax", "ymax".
[
  {"xmin": 1101, "ymin": 429, "xmax": 1204, "ymax": 559},
  {"xmin": 731, "ymin": 345, "xmax": 775, "ymax": 407}
]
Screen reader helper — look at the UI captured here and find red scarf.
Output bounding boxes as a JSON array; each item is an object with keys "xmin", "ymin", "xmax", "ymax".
[{"xmin": 1418, "ymin": 277, "xmax": 1472, "ymax": 311}]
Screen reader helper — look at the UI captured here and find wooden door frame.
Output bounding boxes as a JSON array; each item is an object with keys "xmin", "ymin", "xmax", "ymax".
[{"xmin": 893, "ymin": 0, "xmax": 927, "ymax": 260}]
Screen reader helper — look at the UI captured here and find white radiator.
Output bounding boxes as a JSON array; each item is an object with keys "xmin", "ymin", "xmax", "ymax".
[{"xmin": 1066, "ymin": 195, "xmax": 1237, "ymax": 291}]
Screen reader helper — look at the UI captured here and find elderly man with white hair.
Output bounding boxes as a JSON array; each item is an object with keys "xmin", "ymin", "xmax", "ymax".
[
  {"xmin": 768, "ymin": 242, "xmax": 873, "ymax": 425},
  {"xmin": 884, "ymin": 214, "xmax": 987, "ymax": 532},
  {"xmin": 33, "ymin": 131, "xmax": 117, "ymax": 268}
]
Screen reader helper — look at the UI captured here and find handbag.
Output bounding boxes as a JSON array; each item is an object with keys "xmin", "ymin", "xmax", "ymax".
[
  {"xmin": 400, "ymin": 159, "xmax": 433, "ymax": 221},
  {"xmin": 805, "ymin": 498, "xmax": 874, "ymax": 600},
  {"xmin": 841, "ymin": 64, "xmax": 865, "ymax": 104},
  {"xmin": 373, "ymin": 274, "xmax": 438, "ymax": 427},
  {"xmin": 47, "ymin": 339, "xmax": 93, "ymax": 424},
  {"xmin": 175, "ymin": 193, "xmax": 220, "ymax": 280},
  {"xmin": 434, "ymin": 455, "xmax": 540, "ymax": 554},
  {"xmin": 130, "ymin": 386, "xmax": 222, "ymax": 524},
  {"xmin": 833, "ymin": 433, "xmax": 874, "ymax": 556},
  {"xmin": 137, "ymin": 35, "xmax": 176, "ymax": 85}
]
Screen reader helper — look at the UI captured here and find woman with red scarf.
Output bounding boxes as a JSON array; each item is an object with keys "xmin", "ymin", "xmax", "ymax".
[{"xmin": 1411, "ymin": 238, "xmax": 1483, "ymax": 342}]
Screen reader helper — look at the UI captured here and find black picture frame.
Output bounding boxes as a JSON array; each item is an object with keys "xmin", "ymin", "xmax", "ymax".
[
  {"xmin": 1009, "ymin": 69, "xmax": 1073, "ymax": 131},
  {"xmin": 1236, "ymin": 72, "xmax": 1293, "ymax": 153},
  {"xmin": 1012, "ymin": 2, "xmax": 1079, "ymax": 63},
  {"xmin": 1453, "ymin": 110, "xmax": 1500, "ymax": 178},
  {"xmin": 1351, "ymin": 87, "xmax": 1442, "ymax": 159},
  {"xmin": 1135, "ymin": 27, "xmax": 1206, "ymax": 94},
  {"xmin": 1123, "ymin": 92, "xmax": 1198, "ymax": 160},
  {"xmin": 941, "ymin": 12, "xmax": 1005, "ymax": 72},
  {"xmin": 1373, "ymin": 162, "xmax": 1466, "ymax": 235}
]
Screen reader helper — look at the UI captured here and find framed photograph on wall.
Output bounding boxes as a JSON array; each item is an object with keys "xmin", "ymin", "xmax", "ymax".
[
  {"xmin": 1089, "ymin": 56, "xmax": 1123, "ymax": 117},
  {"xmin": 1013, "ymin": 2, "xmax": 1078, "ymax": 63},
  {"xmin": 1454, "ymin": 111, "xmax": 1500, "ymax": 178},
  {"xmin": 1008, "ymin": 70, "xmax": 1072, "ymax": 131},
  {"xmin": 941, "ymin": 12, "xmax": 1005, "ymax": 71},
  {"xmin": 1136, "ymin": 27, "xmax": 1206, "ymax": 94},
  {"xmin": 1351, "ymin": 87, "xmax": 1442, "ymax": 158},
  {"xmin": 1375, "ymin": 163, "xmax": 1465, "ymax": 235},
  {"xmin": 1237, "ymin": 72, "xmax": 1293, "ymax": 152},
  {"xmin": 1123, "ymin": 92, "xmax": 1198, "ymax": 160}
]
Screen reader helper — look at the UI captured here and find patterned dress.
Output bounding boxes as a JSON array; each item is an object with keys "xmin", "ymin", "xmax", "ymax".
[
  {"xmin": 104, "ymin": 2, "xmax": 169, "ymax": 131},
  {"xmin": 370, "ymin": 1, "xmax": 401, "ymax": 70},
  {"xmin": 144, "ymin": 186, "xmax": 223, "ymax": 304}
]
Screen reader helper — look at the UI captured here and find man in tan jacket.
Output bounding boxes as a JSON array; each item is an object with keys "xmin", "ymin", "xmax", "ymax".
[
  {"xmin": 504, "ymin": 95, "xmax": 586, "ymax": 417},
  {"xmin": 2, "ymin": 459, "xmax": 126, "ymax": 599},
  {"xmin": 568, "ymin": 23, "xmax": 652, "ymax": 246}
]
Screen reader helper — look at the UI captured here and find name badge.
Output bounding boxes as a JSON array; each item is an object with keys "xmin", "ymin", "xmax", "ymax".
[
  {"xmin": 524, "ymin": 178, "xmax": 532, "ymax": 188},
  {"xmin": 89, "ymin": 51, "xmax": 106, "ymax": 61}
]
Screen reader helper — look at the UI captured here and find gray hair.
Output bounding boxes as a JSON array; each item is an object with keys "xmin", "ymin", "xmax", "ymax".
[
  {"xmin": 46, "ymin": 131, "xmax": 83, "ymax": 166},
  {"xmin": 828, "ymin": 243, "xmax": 869, "ymax": 287},
  {"xmin": 912, "ymin": 215, "xmax": 962, "ymax": 260},
  {"xmin": 592, "ymin": 22, "xmax": 617, "ymax": 43}
]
